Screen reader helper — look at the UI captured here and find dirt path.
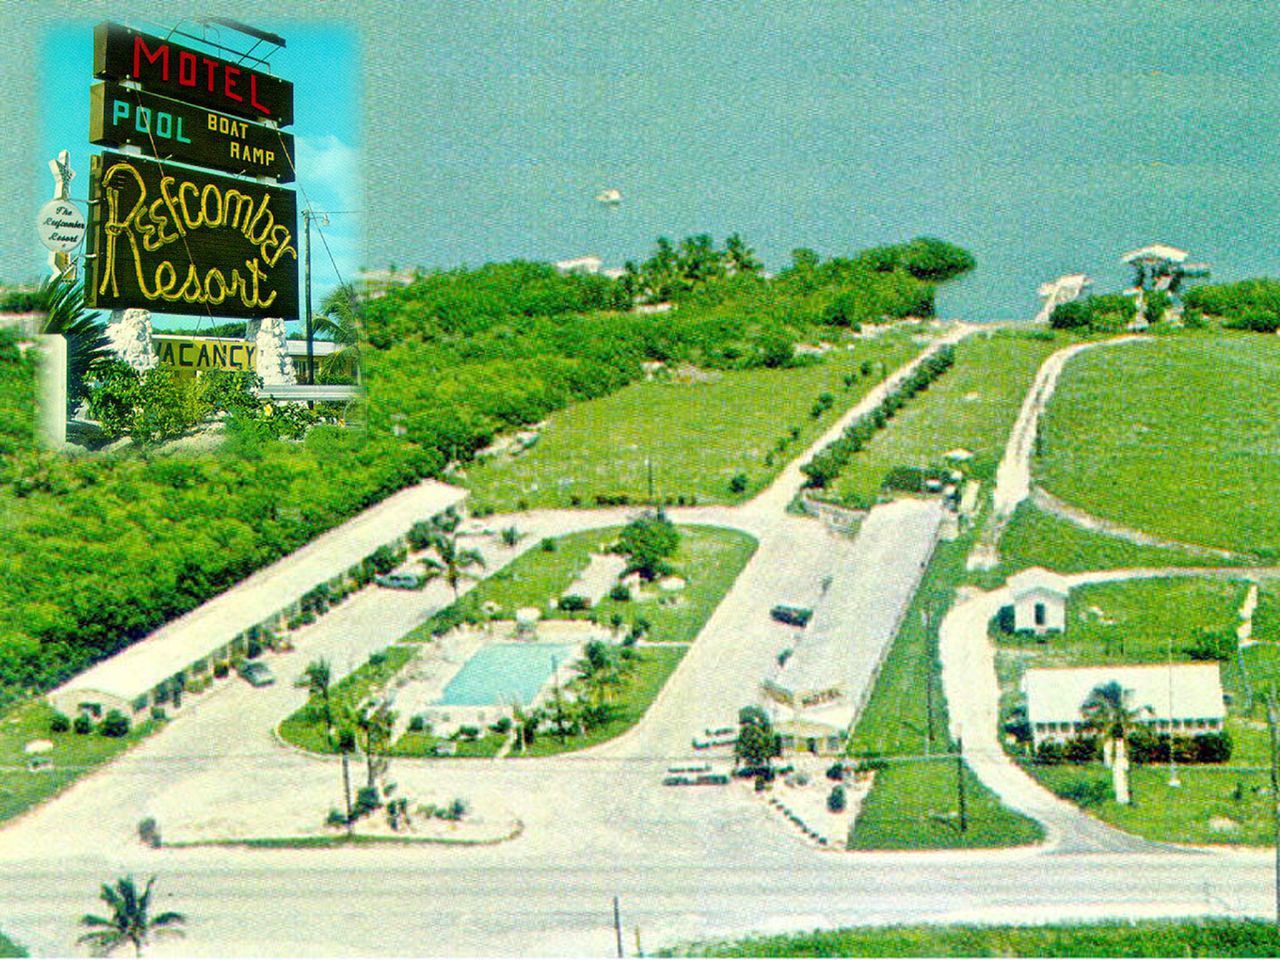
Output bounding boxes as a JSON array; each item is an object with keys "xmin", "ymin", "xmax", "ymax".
[
  {"xmin": 1031, "ymin": 487, "xmax": 1250, "ymax": 563},
  {"xmin": 969, "ymin": 335, "xmax": 1150, "ymax": 570}
]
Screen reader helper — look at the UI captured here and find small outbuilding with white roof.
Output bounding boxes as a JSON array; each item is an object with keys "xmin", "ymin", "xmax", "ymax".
[
  {"xmin": 1022, "ymin": 663, "xmax": 1226, "ymax": 748},
  {"xmin": 1007, "ymin": 567, "xmax": 1069, "ymax": 635}
]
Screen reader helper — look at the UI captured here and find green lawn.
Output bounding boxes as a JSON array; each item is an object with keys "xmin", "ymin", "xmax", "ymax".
[
  {"xmin": 1038, "ymin": 333, "xmax": 1280, "ymax": 557},
  {"xmin": 278, "ymin": 645, "xmax": 416, "ymax": 753},
  {"xmin": 829, "ymin": 329, "xmax": 1066, "ymax": 504},
  {"xmin": 995, "ymin": 576, "xmax": 1279, "ymax": 844},
  {"xmin": 0, "ymin": 932, "xmax": 24, "ymax": 958},
  {"xmin": 389, "ymin": 731, "xmax": 506, "ymax": 759},
  {"xmin": 848, "ymin": 758, "xmax": 1043, "ymax": 850},
  {"xmin": 463, "ymin": 331, "xmax": 922, "ymax": 512},
  {"xmin": 407, "ymin": 525, "xmax": 758, "ymax": 645},
  {"xmin": 516, "ymin": 646, "xmax": 687, "ymax": 756},
  {"xmin": 845, "ymin": 534, "xmax": 1041, "ymax": 848},
  {"xmin": 1254, "ymin": 585, "xmax": 1280, "ymax": 643},
  {"xmin": 996, "ymin": 502, "xmax": 1247, "ymax": 575},
  {"xmin": 995, "ymin": 577, "xmax": 1248, "ymax": 668},
  {"xmin": 665, "ymin": 918, "xmax": 1280, "ymax": 957},
  {"xmin": 0, "ymin": 700, "xmax": 154, "ymax": 826}
]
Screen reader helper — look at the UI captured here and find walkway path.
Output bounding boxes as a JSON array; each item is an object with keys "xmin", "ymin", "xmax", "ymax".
[
  {"xmin": 1032, "ymin": 488, "xmax": 1249, "ymax": 563},
  {"xmin": 970, "ymin": 335, "xmax": 1149, "ymax": 570}
]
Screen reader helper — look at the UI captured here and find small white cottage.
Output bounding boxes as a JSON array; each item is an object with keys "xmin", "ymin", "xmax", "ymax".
[{"xmin": 1007, "ymin": 567, "xmax": 1069, "ymax": 635}]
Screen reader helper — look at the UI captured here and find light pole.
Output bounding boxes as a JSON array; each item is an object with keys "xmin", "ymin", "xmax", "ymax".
[
  {"xmin": 1168, "ymin": 636, "xmax": 1180, "ymax": 788},
  {"xmin": 302, "ymin": 208, "xmax": 330, "ymax": 385}
]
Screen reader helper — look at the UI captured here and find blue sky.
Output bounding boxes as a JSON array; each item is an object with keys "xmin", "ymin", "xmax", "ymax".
[{"xmin": 40, "ymin": 19, "xmax": 359, "ymax": 331}]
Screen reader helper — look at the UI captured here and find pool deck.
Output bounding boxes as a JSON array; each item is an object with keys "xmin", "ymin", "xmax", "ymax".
[{"xmin": 389, "ymin": 621, "xmax": 607, "ymax": 737}]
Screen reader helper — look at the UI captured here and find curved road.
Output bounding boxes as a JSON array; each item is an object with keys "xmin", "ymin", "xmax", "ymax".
[{"xmin": 1, "ymin": 324, "xmax": 1273, "ymax": 956}]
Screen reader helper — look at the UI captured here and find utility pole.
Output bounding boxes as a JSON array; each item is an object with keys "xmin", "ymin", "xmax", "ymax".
[
  {"xmin": 923, "ymin": 607, "xmax": 933, "ymax": 758},
  {"xmin": 1266, "ymin": 687, "xmax": 1280, "ymax": 930},
  {"xmin": 956, "ymin": 734, "xmax": 968, "ymax": 833},
  {"xmin": 302, "ymin": 209, "xmax": 330, "ymax": 386},
  {"xmin": 303, "ymin": 209, "xmax": 315, "ymax": 385},
  {"xmin": 1167, "ymin": 636, "xmax": 1180, "ymax": 788},
  {"xmin": 612, "ymin": 896, "xmax": 624, "ymax": 958},
  {"xmin": 646, "ymin": 456, "xmax": 655, "ymax": 505}
]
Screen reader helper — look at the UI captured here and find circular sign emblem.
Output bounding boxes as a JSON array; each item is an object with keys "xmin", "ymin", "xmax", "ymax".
[{"xmin": 36, "ymin": 198, "xmax": 87, "ymax": 252}]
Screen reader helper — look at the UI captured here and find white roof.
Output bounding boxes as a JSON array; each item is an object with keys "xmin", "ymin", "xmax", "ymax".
[
  {"xmin": 1023, "ymin": 663, "xmax": 1225, "ymax": 727},
  {"xmin": 1121, "ymin": 244, "xmax": 1188, "ymax": 265},
  {"xmin": 770, "ymin": 499, "xmax": 944, "ymax": 709},
  {"xmin": 1007, "ymin": 567, "xmax": 1070, "ymax": 600},
  {"xmin": 50, "ymin": 480, "xmax": 467, "ymax": 705}
]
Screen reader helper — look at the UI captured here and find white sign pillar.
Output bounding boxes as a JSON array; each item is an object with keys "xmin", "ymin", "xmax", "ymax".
[{"xmin": 35, "ymin": 334, "xmax": 67, "ymax": 448}]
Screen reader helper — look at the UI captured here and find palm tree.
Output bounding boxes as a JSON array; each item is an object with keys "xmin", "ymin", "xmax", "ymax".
[
  {"xmin": 723, "ymin": 233, "xmax": 762, "ymax": 276},
  {"xmin": 1081, "ymin": 681, "xmax": 1142, "ymax": 804},
  {"xmin": 420, "ymin": 533, "xmax": 486, "ymax": 600},
  {"xmin": 78, "ymin": 875, "xmax": 184, "ymax": 957},
  {"xmin": 355, "ymin": 699, "xmax": 397, "ymax": 789},
  {"xmin": 313, "ymin": 284, "xmax": 362, "ymax": 385},
  {"xmin": 36, "ymin": 274, "xmax": 109, "ymax": 413},
  {"xmin": 304, "ymin": 658, "xmax": 333, "ymax": 731}
]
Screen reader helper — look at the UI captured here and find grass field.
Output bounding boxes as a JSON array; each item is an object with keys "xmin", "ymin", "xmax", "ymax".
[
  {"xmin": 995, "ymin": 575, "xmax": 1279, "ymax": 844},
  {"xmin": 463, "ymin": 331, "xmax": 922, "ymax": 512},
  {"xmin": 1038, "ymin": 333, "xmax": 1280, "ymax": 557},
  {"xmin": 845, "ymin": 534, "xmax": 1042, "ymax": 848},
  {"xmin": 996, "ymin": 502, "xmax": 1246, "ymax": 575},
  {"xmin": 829, "ymin": 329, "xmax": 1065, "ymax": 504},
  {"xmin": 1254, "ymin": 585, "xmax": 1280, "ymax": 643},
  {"xmin": 664, "ymin": 918, "xmax": 1280, "ymax": 957},
  {"xmin": 0, "ymin": 701, "xmax": 154, "ymax": 826},
  {"xmin": 407, "ymin": 525, "xmax": 758, "ymax": 645},
  {"xmin": 995, "ymin": 577, "xmax": 1248, "ymax": 668},
  {"xmin": 516, "ymin": 646, "xmax": 687, "ymax": 756},
  {"xmin": 848, "ymin": 758, "xmax": 1043, "ymax": 850}
]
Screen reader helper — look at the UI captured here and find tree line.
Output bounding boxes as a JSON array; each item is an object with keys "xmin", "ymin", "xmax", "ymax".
[{"xmin": 0, "ymin": 234, "xmax": 973, "ymax": 713}]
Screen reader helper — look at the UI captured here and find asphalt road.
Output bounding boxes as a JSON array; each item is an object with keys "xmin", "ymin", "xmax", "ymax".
[{"xmin": 2, "ymin": 323, "xmax": 1273, "ymax": 956}]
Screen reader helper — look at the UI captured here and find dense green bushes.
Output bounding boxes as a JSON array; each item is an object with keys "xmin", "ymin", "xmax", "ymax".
[
  {"xmin": 0, "ymin": 237, "xmax": 972, "ymax": 713},
  {"xmin": 800, "ymin": 344, "xmax": 956, "ymax": 490},
  {"xmin": 1183, "ymin": 278, "xmax": 1280, "ymax": 332},
  {"xmin": 1049, "ymin": 294, "xmax": 1137, "ymax": 331}
]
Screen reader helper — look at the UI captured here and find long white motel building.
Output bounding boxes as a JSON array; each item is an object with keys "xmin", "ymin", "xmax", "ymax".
[
  {"xmin": 762, "ymin": 498, "xmax": 945, "ymax": 755},
  {"xmin": 1022, "ymin": 663, "xmax": 1226, "ymax": 748},
  {"xmin": 47, "ymin": 481, "xmax": 466, "ymax": 720}
]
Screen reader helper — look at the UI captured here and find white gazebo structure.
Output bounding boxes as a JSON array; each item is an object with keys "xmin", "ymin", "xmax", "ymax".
[{"xmin": 1007, "ymin": 567, "xmax": 1070, "ymax": 635}]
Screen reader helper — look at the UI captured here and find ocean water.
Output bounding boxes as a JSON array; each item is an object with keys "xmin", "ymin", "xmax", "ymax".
[
  {"xmin": 7, "ymin": 1, "xmax": 1280, "ymax": 321},
  {"xmin": 359, "ymin": 0, "xmax": 1280, "ymax": 320}
]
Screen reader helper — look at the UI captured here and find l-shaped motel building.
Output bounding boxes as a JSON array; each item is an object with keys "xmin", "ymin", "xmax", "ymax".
[
  {"xmin": 47, "ymin": 482, "xmax": 467, "ymax": 721},
  {"xmin": 762, "ymin": 498, "xmax": 945, "ymax": 755}
]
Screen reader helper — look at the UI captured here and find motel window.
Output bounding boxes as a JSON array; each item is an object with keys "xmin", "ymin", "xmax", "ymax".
[{"xmin": 1034, "ymin": 602, "xmax": 1046, "ymax": 627}]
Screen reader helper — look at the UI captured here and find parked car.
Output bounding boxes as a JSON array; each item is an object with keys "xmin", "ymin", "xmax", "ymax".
[
  {"xmin": 376, "ymin": 572, "xmax": 426, "ymax": 590},
  {"xmin": 237, "ymin": 661, "xmax": 275, "ymax": 687},
  {"xmin": 664, "ymin": 763, "xmax": 728, "ymax": 786},
  {"xmin": 770, "ymin": 604, "xmax": 813, "ymax": 627},
  {"xmin": 692, "ymin": 727, "xmax": 738, "ymax": 750}
]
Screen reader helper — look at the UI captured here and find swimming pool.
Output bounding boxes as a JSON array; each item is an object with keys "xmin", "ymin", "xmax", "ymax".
[{"xmin": 436, "ymin": 643, "xmax": 576, "ymax": 707}]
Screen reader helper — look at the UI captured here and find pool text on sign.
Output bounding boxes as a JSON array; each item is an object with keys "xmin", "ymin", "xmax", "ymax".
[
  {"xmin": 90, "ymin": 82, "xmax": 296, "ymax": 182},
  {"xmin": 93, "ymin": 22, "xmax": 294, "ymax": 127},
  {"xmin": 85, "ymin": 151, "xmax": 300, "ymax": 320},
  {"xmin": 153, "ymin": 336, "xmax": 258, "ymax": 372}
]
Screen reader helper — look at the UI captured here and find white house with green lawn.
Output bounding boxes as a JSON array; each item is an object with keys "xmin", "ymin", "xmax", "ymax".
[
  {"xmin": 1022, "ymin": 663, "xmax": 1225, "ymax": 748},
  {"xmin": 1008, "ymin": 567, "xmax": 1069, "ymax": 635}
]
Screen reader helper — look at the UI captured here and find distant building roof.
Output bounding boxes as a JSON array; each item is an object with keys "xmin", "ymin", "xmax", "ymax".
[
  {"xmin": 1023, "ymin": 663, "xmax": 1225, "ymax": 728},
  {"xmin": 1121, "ymin": 244, "xmax": 1189, "ymax": 265},
  {"xmin": 1007, "ymin": 567, "xmax": 1070, "ymax": 600},
  {"xmin": 555, "ymin": 255, "xmax": 603, "ymax": 275},
  {"xmin": 767, "ymin": 499, "xmax": 945, "ymax": 729},
  {"xmin": 49, "ymin": 481, "xmax": 468, "ymax": 706}
]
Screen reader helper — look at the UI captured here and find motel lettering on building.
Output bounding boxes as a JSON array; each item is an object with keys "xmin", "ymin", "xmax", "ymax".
[{"xmin": 93, "ymin": 22, "xmax": 294, "ymax": 126}]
